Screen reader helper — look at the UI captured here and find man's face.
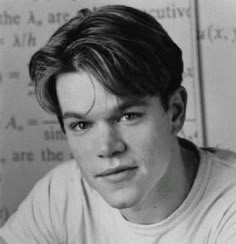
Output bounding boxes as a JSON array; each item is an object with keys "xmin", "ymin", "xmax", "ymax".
[{"xmin": 56, "ymin": 71, "xmax": 180, "ymax": 210}]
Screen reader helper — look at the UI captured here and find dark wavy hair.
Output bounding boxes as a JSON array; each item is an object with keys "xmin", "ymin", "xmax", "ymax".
[{"xmin": 29, "ymin": 4, "xmax": 183, "ymax": 116}]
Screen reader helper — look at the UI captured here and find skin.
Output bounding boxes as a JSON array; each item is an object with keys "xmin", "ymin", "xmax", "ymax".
[{"xmin": 56, "ymin": 71, "xmax": 196, "ymax": 224}]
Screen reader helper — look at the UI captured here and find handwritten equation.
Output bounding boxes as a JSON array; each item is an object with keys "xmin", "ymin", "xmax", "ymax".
[
  {"xmin": 198, "ymin": 24, "xmax": 236, "ymax": 44},
  {"xmin": 0, "ymin": 7, "xmax": 235, "ymax": 49}
]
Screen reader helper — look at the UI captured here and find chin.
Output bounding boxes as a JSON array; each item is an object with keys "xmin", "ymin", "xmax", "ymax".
[
  {"xmin": 102, "ymin": 189, "xmax": 142, "ymax": 210},
  {"xmin": 108, "ymin": 200, "xmax": 133, "ymax": 209}
]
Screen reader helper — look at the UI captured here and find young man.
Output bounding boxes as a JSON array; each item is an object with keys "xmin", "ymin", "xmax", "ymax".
[{"xmin": 1, "ymin": 5, "xmax": 236, "ymax": 244}]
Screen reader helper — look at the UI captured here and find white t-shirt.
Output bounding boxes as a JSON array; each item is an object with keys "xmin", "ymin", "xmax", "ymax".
[{"xmin": 1, "ymin": 145, "xmax": 236, "ymax": 244}]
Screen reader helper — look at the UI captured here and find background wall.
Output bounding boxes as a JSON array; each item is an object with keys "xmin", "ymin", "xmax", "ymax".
[
  {"xmin": 0, "ymin": 0, "xmax": 235, "ymax": 225},
  {"xmin": 196, "ymin": 0, "xmax": 236, "ymax": 149}
]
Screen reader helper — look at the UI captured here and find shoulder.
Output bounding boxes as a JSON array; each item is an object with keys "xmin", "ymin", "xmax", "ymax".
[
  {"xmin": 199, "ymin": 147, "xmax": 236, "ymax": 201},
  {"xmin": 192, "ymin": 147, "xmax": 236, "ymax": 242},
  {"xmin": 201, "ymin": 147, "xmax": 236, "ymax": 176},
  {"xmin": 35, "ymin": 159, "xmax": 80, "ymax": 189},
  {"xmin": 11, "ymin": 158, "xmax": 85, "ymax": 216},
  {"xmin": 0, "ymin": 160, "xmax": 83, "ymax": 243},
  {"xmin": 202, "ymin": 147, "xmax": 236, "ymax": 165},
  {"xmin": 44, "ymin": 158, "xmax": 80, "ymax": 179},
  {"xmin": 30, "ymin": 159, "xmax": 83, "ymax": 202}
]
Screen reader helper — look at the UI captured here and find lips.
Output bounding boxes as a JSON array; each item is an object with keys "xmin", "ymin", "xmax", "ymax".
[{"xmin": 96, "ymin": 166, "xmax": 138, "ymax": 178}]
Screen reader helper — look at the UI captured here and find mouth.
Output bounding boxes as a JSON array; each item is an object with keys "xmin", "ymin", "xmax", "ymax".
[{"xmin": 96, "ymin": 166, "xmax": 138, "ymax": 182}]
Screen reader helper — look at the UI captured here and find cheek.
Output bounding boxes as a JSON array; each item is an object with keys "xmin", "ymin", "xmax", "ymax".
[
  {"xmin": 128, "ymin": 118, "xmax": 171, "ymax": 149},
  {"xmin": 126, "ymin": 118, "xmax": 173, "ymax": 165},
  {"xmin": 66, "ymin": 134, "xmax": 95, "ymax": 172}
]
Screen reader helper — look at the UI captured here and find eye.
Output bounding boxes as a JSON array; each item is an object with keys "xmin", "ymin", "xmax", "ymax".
[
  {"xmin": 119, "ymin": 113, "xmax": 143, "ymax": 122},
  {"xmin": 69, "ymin": 121, "xmax": 92, "ymax": 132}
]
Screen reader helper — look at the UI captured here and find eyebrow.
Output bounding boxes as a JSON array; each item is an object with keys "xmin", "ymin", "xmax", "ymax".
[{"xmin": 62, "ymin": 97, "xmax": 149, "ymax": 120}]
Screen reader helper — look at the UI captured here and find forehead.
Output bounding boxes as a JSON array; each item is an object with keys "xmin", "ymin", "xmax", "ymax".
[
  {"xmin": 56, "ymin": 71, "xmax": 112, "ymax": 114},
  {"xmin": 56, "ymin": 71, "xmax": 141, "ymax": 117}
]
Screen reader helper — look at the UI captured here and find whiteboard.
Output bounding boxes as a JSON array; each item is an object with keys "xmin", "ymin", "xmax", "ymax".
[
  {"xmin": 0, "ymin": 0, "xmax": 203, "ymax": 225},
  {"xmin": 195, "ymin": 0, "xmax": 236, "ymax": 150}
]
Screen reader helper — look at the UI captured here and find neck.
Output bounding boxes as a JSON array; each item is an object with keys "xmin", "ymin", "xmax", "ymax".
[{"xmin": 120, "ymin": 139, "xmax": 198, "ymax": 225}]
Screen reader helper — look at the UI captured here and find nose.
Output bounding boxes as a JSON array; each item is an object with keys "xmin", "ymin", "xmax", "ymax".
[{"xmin": 97, "ymin": 123, "xmax": 126, "ymax": 158}]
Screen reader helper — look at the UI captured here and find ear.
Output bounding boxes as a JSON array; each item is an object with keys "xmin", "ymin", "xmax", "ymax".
[{"xmin": 168, "ymin": 86, "xmax": 187, "ymax": 135}]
